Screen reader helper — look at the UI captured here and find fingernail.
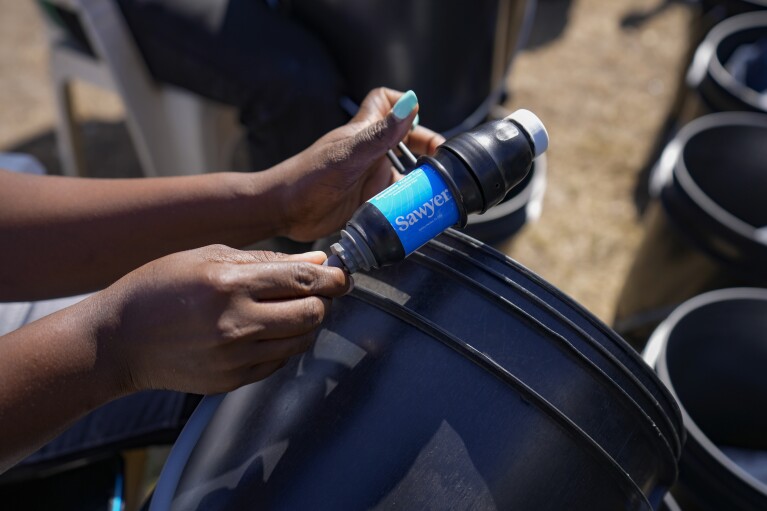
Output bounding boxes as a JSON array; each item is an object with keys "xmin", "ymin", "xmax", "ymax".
[
  {"xmin": 304, "ymin": 250, "xmax": 328, "ymax": 260},
  {"xmin": 391, "ymin": 90, "xmax": 418, "ymax": 121},
  {"xmin": 411, "ymin": 113, "xmax": 420, "ymax": 131},
  {"xmin": 294, "ymin": 251, "xmax": 328, "ymax": 264}
]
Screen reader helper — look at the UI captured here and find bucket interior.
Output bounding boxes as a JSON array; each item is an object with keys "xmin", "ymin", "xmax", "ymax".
[
  {"xmin": 665, "ymin": 297, "xmax": 767, "ymax": 449},
  {"xmin": 716, "ymin": 25, "xmax": 767, "ymax": 94},
  {"xmin": 702, "ymin": 1, "xmax": 767, "ymax": 14},
  {"xmin": 681, "ymin": 122, "xmax": 767, "ymax": 227}
]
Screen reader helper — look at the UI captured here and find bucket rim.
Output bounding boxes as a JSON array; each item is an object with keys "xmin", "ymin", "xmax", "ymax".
[
  {"xmin": 415, "ymin": 238, "xmax": 682, "ymax": 467},
  {"xmin": 443, "ymin": 229, "xmax": 686, "ymax": 446},
  {"xmin": 644, "ymin": 287, "xmax": 767, "ymax": 498},
  {"xmin": 664, "ymin": 112, "xmax": 767, "ymax": 246},
  {"xmin": 687, "ymin": 11, "xmax": 767, "ymax": 112},
  {"xmin": 353, "ymin": 282, "xmax": 670, "ymax": 504}
]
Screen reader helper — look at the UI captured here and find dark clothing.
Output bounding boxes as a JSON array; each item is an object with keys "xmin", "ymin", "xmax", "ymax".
[{"xmin": 116, "ymin": 0, "xmax": 348, "ymax": 169}]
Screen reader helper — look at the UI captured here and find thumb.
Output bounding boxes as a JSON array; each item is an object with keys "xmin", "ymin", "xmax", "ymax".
[{"xmin": 351, "ymin": 90, "xmax": 419, "ymax": 161}]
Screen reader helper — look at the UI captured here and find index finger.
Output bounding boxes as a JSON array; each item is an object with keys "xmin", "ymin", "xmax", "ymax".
[
  {"xmin": 240, "ymin": 261, "xmax": 352, "ymax": 300},
  {"xmin": 404, "ymin": 125, "xmax": 446, "ymax": 156}
]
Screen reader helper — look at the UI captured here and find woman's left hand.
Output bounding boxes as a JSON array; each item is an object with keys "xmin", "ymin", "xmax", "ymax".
[{"xmin": 269, "ymin": 88, "xmax": 445, "ymax": 242}]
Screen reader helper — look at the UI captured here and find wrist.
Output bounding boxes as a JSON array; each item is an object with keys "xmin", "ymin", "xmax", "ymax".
[
  {"xmin": 235, "ymin": 167, "xmax": 296, "ymax": 240},
  {"xmin": 0, "ymin": 292, "xmax": 131, "ymax": 470},
  {"xmin": 78, "ymin": 289, "xmax": 137, "ymax": 398},
  {"xmin": 247, "ymin": 155, "xmax": 309, "ymax": 239}
]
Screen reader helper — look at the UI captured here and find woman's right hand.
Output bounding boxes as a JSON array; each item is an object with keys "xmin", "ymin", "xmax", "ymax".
[{"xmin": 99, "ymin": 245, "xmax": 351, "ymax": 395}]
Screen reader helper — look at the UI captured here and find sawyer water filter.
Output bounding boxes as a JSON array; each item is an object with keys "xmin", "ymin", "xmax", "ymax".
[{"xmin": 329, "ymin": 109, "xmax": 548, "ymax": 273}]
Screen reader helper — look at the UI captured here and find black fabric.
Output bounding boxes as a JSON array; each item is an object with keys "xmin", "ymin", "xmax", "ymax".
[
  {"xmin": 115, "ymin": 0, "xmax": 348, "ymax": 169},
  {"xmin": 0, "ymin": 455, "xmax": 122, "ymax": 511},
  {"xmin": 38, "ymin": 1, "xmax": 96, "ymax": 56},
  {"xmin": 0, "ymin": 392, "xmax": 200, "ymax": 483}
]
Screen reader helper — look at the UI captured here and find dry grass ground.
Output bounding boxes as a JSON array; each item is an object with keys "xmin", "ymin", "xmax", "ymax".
[
  {"xmin": 0, "ymin": 0, "xmax": 692, "ymax": 322},
  {"xmin": 503, "ymin": 0, "xmax": 692, "ymax": 320}
]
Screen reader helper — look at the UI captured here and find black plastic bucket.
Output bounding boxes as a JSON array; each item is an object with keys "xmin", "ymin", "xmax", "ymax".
[
  {"xmin": 615, "ymin": 112, "xmax": 767, "ymax": 349},
  {"xmin": 644, "ymin": 288, "xmax": 767, "ymax": 511},
  {"xmin": 634, "ymin": 11, "xmax": 767, "ymax": 213},
  {"xmin": 701, "ymin": 1, "xmax": 767, "ymax": 18},
  {"xmin": 152, "ymin": 230, "xmax": 682, "ymax": 510},
  {"xmin": 460, "ymin": 153, "xmax": 547, "ymax": 245},
  {"xmin": 285, "ymin": 0, "xmax": 535, "ymax": 135}
]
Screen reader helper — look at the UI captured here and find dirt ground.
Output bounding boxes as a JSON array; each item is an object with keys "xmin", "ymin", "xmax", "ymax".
[{"xmin": 0, "ymin": 0, "xmax": 692, "ymax": 323}]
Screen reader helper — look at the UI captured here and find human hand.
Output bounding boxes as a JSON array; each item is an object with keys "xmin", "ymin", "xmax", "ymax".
[
  {"xmin": 273, "ymin": 88, "xmax": 446, "ymax": 242},
  {"xmin": 100, "ymin": 245, "xmax": 351, "ymax": 395}
]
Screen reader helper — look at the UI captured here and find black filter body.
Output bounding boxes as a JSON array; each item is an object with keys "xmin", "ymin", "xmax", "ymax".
[
  {"xmin": 460, "ymin": 153, "xmax": 547, "ymax": 246},
  {"xmin": 439, "ymin": 115, "xmax": 537, "ymax": 212},
  {"xmin": 161, "ymin": 230, "xmax": 683, "ymax": 511}
]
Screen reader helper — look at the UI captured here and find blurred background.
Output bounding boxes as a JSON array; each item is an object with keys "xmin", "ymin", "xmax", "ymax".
[{"xmin": 0, "ymin": 0, "xmax": 692, "ymax": 322}]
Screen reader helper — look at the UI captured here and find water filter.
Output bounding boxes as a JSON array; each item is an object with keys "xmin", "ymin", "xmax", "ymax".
[{"xmin": 330, "ymin": 109, "xmax": 548, "ymax": 273}]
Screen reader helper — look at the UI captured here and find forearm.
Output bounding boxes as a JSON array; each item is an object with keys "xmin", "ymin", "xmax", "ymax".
[
  {"xmin": 0, "ymin": 244, "xmax": 350, "ymax": 473},
  {"xmin": 0, "ymin": 293, "xmax": 126, "ymax": 473},
  {"xmin": 0, "ymin": 168, "xmax": 289, "ymax": 300}
]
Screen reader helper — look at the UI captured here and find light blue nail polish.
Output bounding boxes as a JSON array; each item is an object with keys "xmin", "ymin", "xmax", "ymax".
[
  {"xmin": 392, "ymin": 90, "xmax": 418, "ymax": 121},
  {"xmin": 411, "ymin": 113, "xmax": 420, "ymax": 131}
]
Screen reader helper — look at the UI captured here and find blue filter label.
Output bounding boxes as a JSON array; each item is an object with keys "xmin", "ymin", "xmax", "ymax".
[{"xmin": 368, "ymin": 163, "xmax": 460, "ymax": 255}]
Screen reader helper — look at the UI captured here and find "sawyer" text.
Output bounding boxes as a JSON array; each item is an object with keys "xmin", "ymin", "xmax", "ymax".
[{"xmin": 395, "ymin": 189, "xmax": 452, "ymax": 231}]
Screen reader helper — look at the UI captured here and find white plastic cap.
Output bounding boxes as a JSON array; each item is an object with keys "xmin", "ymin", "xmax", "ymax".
[{"xmin": 508, "ymin": 109, "xmax": 549, "ymax": 159}]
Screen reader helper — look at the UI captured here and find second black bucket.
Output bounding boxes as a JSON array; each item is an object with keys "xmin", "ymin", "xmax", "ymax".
[
  {"xmin": 615, "ymin": 112, "xmax": 767, "ymax": 349},
  {"xmin": 644, "ymin": 288, "xmax": 767, "ymax": 511},
  {"xmin": 151, "ymin": 230, "xmax": 682, "ymax": 511},
  {"xmin": 285, "ymin": 0, "xmax": 535, "ymax": 135}
]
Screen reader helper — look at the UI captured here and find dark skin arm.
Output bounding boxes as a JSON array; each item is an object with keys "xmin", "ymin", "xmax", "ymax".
[
  {"xmin": 0, "ymin": 168, "xmax": 284, "ymax": 300},
  {"xmin": 0, "ymin": 87, "xmax": 444, "ymax": 301},
  {"xmin": 0, "ymin": 88, "xmax": 445, "ymax": 472},
  {"xmin": 0, "ymin": 247, "xmax": 351, "ymax": 472}
]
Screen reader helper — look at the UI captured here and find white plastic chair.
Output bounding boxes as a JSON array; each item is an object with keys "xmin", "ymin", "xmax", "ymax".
[{"xmin": 40, "ymin": 0, "xmax": 243, "ymax": 177}]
